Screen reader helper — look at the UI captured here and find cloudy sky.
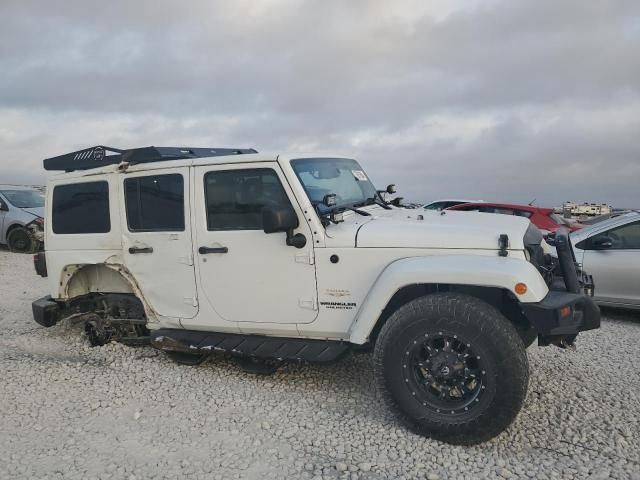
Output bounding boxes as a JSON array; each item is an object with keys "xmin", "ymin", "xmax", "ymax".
[{"xmin": 1, "ymin": 0, "xmax": 638, "ymax": 207}]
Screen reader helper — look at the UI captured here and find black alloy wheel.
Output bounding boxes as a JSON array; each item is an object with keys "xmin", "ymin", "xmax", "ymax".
[
  {"xmin": 405, "ymin": 332, "xmax": 487, "ymax": 416},
  {"xmin": 373, "ymin": 293, "xmax": 529, "ymax": 445}
]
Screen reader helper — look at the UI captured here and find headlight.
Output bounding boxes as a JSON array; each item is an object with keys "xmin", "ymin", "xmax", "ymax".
[
  {"xmin": 29, "ymin": 217, "xmax": 44, "ymax": 229},
  {"xmin": 524, "ymin": 249, "xmax": 531, "ymax": 262}
]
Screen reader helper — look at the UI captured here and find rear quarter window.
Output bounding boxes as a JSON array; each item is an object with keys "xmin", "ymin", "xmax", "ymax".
[{"xmin": 52, "ymin": 181, "xmax": 110, "ymax": 234}]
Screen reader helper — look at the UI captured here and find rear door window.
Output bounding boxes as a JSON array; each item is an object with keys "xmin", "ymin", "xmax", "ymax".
[
  {"xmin": 124, "ymin": 174, "xmax": 185, "ymax": 232},
  {"xmin": 52, "ymin": 181, "xmax": 110, "ymax": 234}
]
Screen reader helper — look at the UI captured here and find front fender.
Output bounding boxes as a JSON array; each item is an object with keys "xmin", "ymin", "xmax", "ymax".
[{"xmin": 348, "ymin": 255, "xmax": 549, "ymax": 344}]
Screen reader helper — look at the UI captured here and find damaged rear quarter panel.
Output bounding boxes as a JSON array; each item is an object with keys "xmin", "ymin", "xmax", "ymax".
[{"xmin": 50, "ymin": 251, "xmax": 160, "ymax": 323}]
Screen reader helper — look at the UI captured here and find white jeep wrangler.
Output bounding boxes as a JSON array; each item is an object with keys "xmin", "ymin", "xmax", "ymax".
[{"xmin": 32, "ymin": 145, "xmax": 599, "ymax": 445}]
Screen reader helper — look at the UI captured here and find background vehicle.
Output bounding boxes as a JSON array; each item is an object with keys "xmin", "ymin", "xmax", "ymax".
[
  {"xmin": 31, "ymin": 145, "xmax": 599, "ymax": 445},
  {"xmin": 447, "ymin": 202, "xmax": 584, "ymax": 236},
  {"xmin": 571, "ymin": 211, "xmax": 640, "ymax": 309},
  {"xmin": 423, "ymin": 199, "xmax": 482, "ymax": 211},
  {"xmin": 0, "ymin": 185, "xmax": 45, "ymax": 253}
]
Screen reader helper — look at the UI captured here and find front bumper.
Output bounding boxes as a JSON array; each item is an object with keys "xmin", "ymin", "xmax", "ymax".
[{"xmin": 521, "ymin": 290, "xmax": 600, "ymax": 345}]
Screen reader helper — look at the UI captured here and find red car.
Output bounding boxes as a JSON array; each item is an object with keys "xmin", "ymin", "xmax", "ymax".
[{"xmin": 446, "ymin": 202, "xmax": 585, "ymax": 235}]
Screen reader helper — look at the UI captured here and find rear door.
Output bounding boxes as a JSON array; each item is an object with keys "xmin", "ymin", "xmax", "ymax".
[
  {"xmin": 582, "ymin": 220, "xmax": 640, "ymax": 306},
  {"xmin": 120, "ymin": 167, "xmax": 198, "ymax": 319}
]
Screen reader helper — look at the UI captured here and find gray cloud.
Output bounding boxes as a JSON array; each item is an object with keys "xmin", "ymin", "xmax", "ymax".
[{"xmin": 1, "ymin": 0, "xmax": 639, "ymax": 206}]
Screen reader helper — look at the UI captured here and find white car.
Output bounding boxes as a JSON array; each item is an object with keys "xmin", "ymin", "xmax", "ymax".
[
  {"xmin": 571, "ymin": 211, "xmax": 640, "ymax": 309},
  {"xmin": 0, "ymin": 185, "xmax": 45, "ymax": 253},
  {"xmin": 31, "ymin": 145, "xmax": 599, "ymax": 445}
]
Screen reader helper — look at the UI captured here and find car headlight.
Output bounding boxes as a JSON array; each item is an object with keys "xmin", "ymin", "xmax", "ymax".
[{"xmin": 29, "ymin": 217, "xmax": 44, "ymax": 229}]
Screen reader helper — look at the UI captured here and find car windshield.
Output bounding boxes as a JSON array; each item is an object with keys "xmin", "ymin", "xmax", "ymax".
[
  {"xmin": 290, "ymin": 158, "xmax": 379, "ymax": 212},
  {"xmin": 1, "ymin": 189, "xmax": 45, "ymax": 208}
]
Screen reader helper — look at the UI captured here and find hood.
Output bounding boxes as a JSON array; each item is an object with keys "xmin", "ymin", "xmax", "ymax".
[
  {"xmin": 22, "ymin": 207, "xmax": 44, "ymax": 218},
  {"xmin": 344, "ymin": 208, "xmax": 530, "ymax": 250}
]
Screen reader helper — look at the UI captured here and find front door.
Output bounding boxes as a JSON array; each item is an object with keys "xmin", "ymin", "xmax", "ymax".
[
  {"xmin": 582, "ymin": 220, "xmax": 640, "ymax": 306},
  {"xmin": 193, "ymin": 162, "xmax": 318, "ymax": 324},
  {"xmin": 120, "ymin": 167, "xmax": 198, "ymax": 319}
]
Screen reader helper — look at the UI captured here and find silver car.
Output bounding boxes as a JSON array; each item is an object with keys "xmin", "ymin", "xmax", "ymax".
[
  {"xmin": 571, "ymin": 211, "xmax": 640, "ymax": 309},
  {"xmin": 0, "ymin": 185, "xmax": 45, "ymax": 253}
]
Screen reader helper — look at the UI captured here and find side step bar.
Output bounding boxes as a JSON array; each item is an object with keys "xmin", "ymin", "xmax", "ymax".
[{"xmin": 150, "ymin": 329, "xmax": 350, "ymax": 364}]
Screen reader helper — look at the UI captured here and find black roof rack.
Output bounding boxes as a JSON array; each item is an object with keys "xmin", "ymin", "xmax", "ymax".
[{"xmin": 43, "ymin": 145, "xmax": 258, "ymax": 172}]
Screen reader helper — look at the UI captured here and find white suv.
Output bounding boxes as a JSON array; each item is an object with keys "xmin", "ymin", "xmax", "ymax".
[{"xmin": 32, "ymin": 145, "xmax": 599, "ymax": 445}]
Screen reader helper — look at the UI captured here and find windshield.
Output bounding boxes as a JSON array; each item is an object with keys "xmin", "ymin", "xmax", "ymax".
[
  {"xmin": 1, "ymin": 189, "xmax": 45, "ymax": 208},
  {"xmin": 291, "ymin": 158, "xmax": 378, "ymax": 212}
]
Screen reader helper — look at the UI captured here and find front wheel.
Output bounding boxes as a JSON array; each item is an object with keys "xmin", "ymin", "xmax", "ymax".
[
  {"xmin": 373, "ymin": 293, "xmax": 529, "ymax": 445},
  {"xmin": 7, "ymin": 227, "xmax": 39, "ymax": 254}
]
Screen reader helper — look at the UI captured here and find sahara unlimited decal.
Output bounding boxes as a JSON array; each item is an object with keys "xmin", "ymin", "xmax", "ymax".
[{"xmin": 320, "ymin": 301, "xmax": 357, "ymax": 310}]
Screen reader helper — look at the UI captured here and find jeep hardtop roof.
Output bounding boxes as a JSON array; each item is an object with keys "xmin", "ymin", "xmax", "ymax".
[{"xmin": 43, "ymin": 145, "xmax": 258, "ymax": 172}]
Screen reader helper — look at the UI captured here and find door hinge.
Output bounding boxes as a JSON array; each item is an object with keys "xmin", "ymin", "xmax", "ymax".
[
  {"xmin": 178, "ymin": 253, "xmax": 194, "ymax": 266},
  {"xmin": 295, "ymin": 251, "xmax": 314, "ymax": 265},
  {"xmin": 184, "ymin": 296, "xmax": 198, "ymax": 307},
  {"xmin": 298, "ymin": 298, "xmax": 318, "ymax": 310}
]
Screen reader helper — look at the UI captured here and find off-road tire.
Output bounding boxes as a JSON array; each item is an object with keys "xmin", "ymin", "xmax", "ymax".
[
  {"xmin": 166, "ymin": 351, "xmax": 209, "ymax": 366},
  {"xmin": 373, "ymin": 293, "xmax": 529, "ymax": 445},
  {"xmin": 518, "ymin": 324, "xmax": 538, "ymax": 348},
  {"xmin": 7, "ymin": 227, "xmax": 39, "ymax": 254}
]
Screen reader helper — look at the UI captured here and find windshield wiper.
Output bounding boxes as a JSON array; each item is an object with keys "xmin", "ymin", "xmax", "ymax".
[
  {"xmin": 354, "ymin": 196, "xmax": 392, "ymax": 210},
  {"xmin": 344, "ymin": 205, "xmax": 371, "ymax": 216},
  {"xmin": 311, "ymin": 201, "xmax": 370, "ymax": 220}
]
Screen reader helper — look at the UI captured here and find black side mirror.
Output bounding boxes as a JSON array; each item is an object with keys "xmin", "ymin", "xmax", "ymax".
[
  {"xmin": 262, "ymin": 205, "xmax": 307, "ymax": 249},
  {"xmin": 386, "ymin": 184, "xmax": 396, "ymax": 194},
  {"xmin": 0, "ymin": 202, "xmax": 7, "ymax": 211},
  {"xmin": 592, "ymin": 235, "xmax": 613, "ymax": 249}
]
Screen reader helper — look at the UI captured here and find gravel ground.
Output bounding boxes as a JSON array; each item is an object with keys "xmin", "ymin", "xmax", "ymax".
[{"xmin": 1, "ymin": 250, "xmax": 639, "ymax": 480}]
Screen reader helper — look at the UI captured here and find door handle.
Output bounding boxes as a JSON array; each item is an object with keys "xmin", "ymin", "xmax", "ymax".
[
  {"xmin": 199, "ymin": 246, "xmax": 229, "ymax": 254},
  {"xmin": 128, "ymin": 246, "xmax": 154, "ymax": 254}
]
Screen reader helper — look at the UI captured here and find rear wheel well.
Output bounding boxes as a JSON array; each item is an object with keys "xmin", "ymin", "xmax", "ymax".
[
  {"xmin": 64, "ymin": 264, "xmax": 136, "ymax": 298},
  {"xmin": 368, "ymin": 284, "xmax": 533, "ymax": 347}
]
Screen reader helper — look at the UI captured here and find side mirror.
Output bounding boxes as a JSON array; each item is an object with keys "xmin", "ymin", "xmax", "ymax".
[
  {"xmin": 263, "ymin": 205, "xmax": 299, "ymax": 233},
  {"xmin": 0, "ymin": 202, "xmax": 7, "ymax": 211},
  {"xmin": 592, "ymin": 235, "xmax": 613, "ymax": 249},
  {"xmin": 262, "ymin": 205, "xmax": 307, "ymax": 249},
  {"xmin": 386, "ymin": 184, "xmax": 396, "ymax": 194}
]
